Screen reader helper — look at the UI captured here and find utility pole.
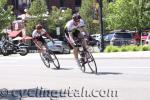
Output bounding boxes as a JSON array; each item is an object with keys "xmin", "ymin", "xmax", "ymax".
[{"xmin": 98, "ymin": 0, "xmax": 104, "ymax": 52}]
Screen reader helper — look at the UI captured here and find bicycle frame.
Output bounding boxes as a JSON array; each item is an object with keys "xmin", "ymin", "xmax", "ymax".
[{"xmin": 75, "ymin": 38, "xmax": 97, "ymax": 74}]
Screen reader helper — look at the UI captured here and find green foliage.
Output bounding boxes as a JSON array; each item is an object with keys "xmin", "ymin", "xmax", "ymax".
[
  {"xmin": 104, "ymin": 45, "xmax": 150, "ymax": 52},
  {"xmin": 47, "ymin": 6, "xmax": 72, "ymax": 35},
  {"xmin": 120, "ymin": 46, "xmax": 128, "ymax": 52},
  {"xmin": 28, "ymin": 0, "xmax": 47, "ymax": 16},
  {"xmin": 141, "ymin": 45, "xmax": 150, "ymax": 51},
  {"xmin": 104, "ymin": 45, "xmax": 119, "ymax": 52},
  {"xmin": 132, "ymin": 45, "xmax": 140, "ymax": 51},
  {"xmin": 125, "ymin": 45, "xmax": 140, "ymax": 51},
  {"xmin": 79, "ymin": 0, "xmax": 99, "ymax": 34},
  {"xmin": 111, "ymin": 46, "xmax": 119, "ymax": 52},
  {"xmin": 105, "ymin": 0, "xmax": 150, "ymax": 31},
  {"xmin": 0, "ymin": 0, "xmax": 14, "ymax": 33},
  {"xmin": 25, "ymin": 0, "xmax": 48, "ymax": 35},
  {"xmin": 104, "ymin": 45, "xmax": 113, "ymax": 52}
]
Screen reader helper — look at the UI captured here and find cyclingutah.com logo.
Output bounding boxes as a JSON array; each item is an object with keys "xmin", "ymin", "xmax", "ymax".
[{"xmin": 0, "ymin": 87, "xmax": 118, "ymax": 99}]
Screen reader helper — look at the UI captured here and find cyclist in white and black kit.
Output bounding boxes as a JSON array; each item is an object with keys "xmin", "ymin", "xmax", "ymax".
[
  {"xmin": 32, "ymin": 24, "xmax": 53, "ymax": 53},
  {"xmin": 64, "ymin": 14, "xmax": 89, "ymax": 66}
]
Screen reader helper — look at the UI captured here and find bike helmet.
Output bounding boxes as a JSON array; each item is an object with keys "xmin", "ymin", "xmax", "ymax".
[
  {"xmin": 36, "ymin": 24, "xmax": 43, "ymax": 30},
  {"xmin": 72, "ymin": 14, "xmax": 80, "ymax": 22}
]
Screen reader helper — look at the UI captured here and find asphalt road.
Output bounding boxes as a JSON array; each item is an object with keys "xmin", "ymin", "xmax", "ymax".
[{"xmin": 0, "ymin": 53, "xmax": 150, "ymax": 100}]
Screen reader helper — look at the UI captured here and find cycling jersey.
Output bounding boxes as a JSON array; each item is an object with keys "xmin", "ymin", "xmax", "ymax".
[
  {"xmin": 32, "ymin": 29, "xmax": 46, "ymax": 39},
  {"xmin": 65, "ymin": 19, "xmax": 85, "ymax": 32},
  {"xmin": 32, "ymin": 29, "xmax": 47, "ymax": 44}
]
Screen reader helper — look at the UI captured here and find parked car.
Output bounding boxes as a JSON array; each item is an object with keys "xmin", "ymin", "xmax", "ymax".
[
  {"xmin": 91, "ymin": 34, "xmax": 101, "ymax": 41},
  {"xmin": 88, "ymin": 35, "xmax": 99, "ymax": 46},
  {"xmin": 130, "ymin": 31, "xmax": 141, "ymax": 45},
  {"xmin": 0, "ymin": 41, "xmax": 2, "ymax": 54},
  {"xmin": 103, "ymin": 33, "xmax": 113, "ymax": 46},
  {"xmin": 47, "ymin": 39, "xmax": 71, "ymax": 54},
  {"xmin": 141, "ymin": 32, "xmax": 149, "ymax": 45},
  {"xmin": 110, "ymin": 31, "xmax": 135, "ymax": 46},
  {"xmin": 145, "ymin": 33, "xmax": 150, "ymax": 45}
]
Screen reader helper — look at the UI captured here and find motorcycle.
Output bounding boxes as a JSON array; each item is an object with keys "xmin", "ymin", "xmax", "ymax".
[{"xmin": 1, "ymin": 40, "xmax": 29, "ymax": 56}]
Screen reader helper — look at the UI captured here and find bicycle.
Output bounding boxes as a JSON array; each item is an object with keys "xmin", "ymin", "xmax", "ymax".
[
  {"xmin": 38, "ymin": 42, "xmax": 60, "ymax": 69},
  {"xmin": 74, "ymin": 38, "xmax": 97, "ymax": 74}
]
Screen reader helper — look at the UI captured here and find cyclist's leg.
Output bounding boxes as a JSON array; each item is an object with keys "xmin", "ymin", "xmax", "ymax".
[
  {"xmin": 33, "ymin": 40, "xmax": 43, "ymax": 53},
  {"xmin": 78, "ymin": 32, "xmax": 88, "ymax": 50},
  {"xmin": 39, "ymin": 36, "xmax": 47, "ymax": 52},
  {"xmin": 69, "ymin": 32, "xmax": 79, "ymax": 60},
  {"xmin": 33, "ymin": 37, "xmax": 47, "ymax": 54},
  {"xmin": 65, "ymin": 32, "xmax": 79, "ymax": 63}
]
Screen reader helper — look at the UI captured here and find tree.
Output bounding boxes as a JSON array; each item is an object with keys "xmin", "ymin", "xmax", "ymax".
[
  {"xmin": 105, "ymin": 0, "xmax": 150, "ymax": 31},
  {"xmin": 103, "ymin": 0, "xmax": 111, "ymax": 32},
  {"xmin": 79, "ymin": 0, "xmax": 100, "ymax": 34},
  {"xmin": 25, "ymin": 0, "xmax": 48, "ymax": 35},
  {"xmin": 47, "ymin": 6, "xmax": 72, "ymax": 36},
  {"xmin": 0, "ymin": 0, "xmax": 14, "ymax": 36}
]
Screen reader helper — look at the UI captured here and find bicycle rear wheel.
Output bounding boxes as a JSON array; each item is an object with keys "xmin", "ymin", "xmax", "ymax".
[
  {"xmin": 40, "ymin": 52, "xmax": 50, "ymax": 68},
  {"xmin": 85, "ymin": 51, "xmax": 97, "ymax": 74},
  {"xmin": 79, "ymin": 57, "xmax": 86, "ymax": 72},
  {"xmin": 77, "ymin": 50, "xmax": 86, "ymax": 72},
  {"xmin": 48, "ymin": 50, "xmax": 60, "ymax": 69}
]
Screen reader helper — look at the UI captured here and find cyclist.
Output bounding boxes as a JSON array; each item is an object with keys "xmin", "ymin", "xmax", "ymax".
[
  {"xmin": 64, "ymin": 13, "xmax": 89, "ymax": 66},
  {"xmin": 32, "ymin": 24, "xmax": 53, "ymax": 53}
]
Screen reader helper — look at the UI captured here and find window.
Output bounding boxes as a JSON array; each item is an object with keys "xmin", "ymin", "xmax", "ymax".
[
  {"xmin": 60, "ymin": 0, "xmax": 65, "ymax": 7},
  {"xmin": 75, "ymin": 0, "xmax": 81, "ymax": 7},
  {"xmin": 18, "ymin": 0, "xmax": 31, "ymax": 7},
  {"xmin": 114, "ymin": 33, "xmax": 132, "ymax": 38},
  {"xmin": 148, "ymin": 35, "xmax": 150, "ymax": 39}
]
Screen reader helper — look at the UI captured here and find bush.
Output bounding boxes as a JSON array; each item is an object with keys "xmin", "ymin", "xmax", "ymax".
[
  {"xmin": 132, "ymin": 45, "xmax": 140, "ymax": 51},
  {"xmin": 104, "ymin": 45, "xmax": 113, "ymax": 52},
  {"xmin": 120, "ymin": 46, "xmax": 128, "ymax": 52},
  {"xmin": 111, "ymin": 46, "xmax": 119, "ymax": 52},
  {"xmin": 141, "ymin": 46, "xmax": 150, "ymax": 51},
  {"xmin": 125, "ymin": 45, "xmax": 135, "ymax": 51},
  {"xmin": 104, "ymin": 45, "xmax": 150, "ymax": 52},
  {"xmin": 104, "ymin": 45, "xmax": 119, "ymax": 52}
]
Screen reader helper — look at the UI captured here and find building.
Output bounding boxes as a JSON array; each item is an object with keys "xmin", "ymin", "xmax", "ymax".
[
  {"xmin": 8, "ymin": 0, "xmax": 82, "ymax": 15},
  {"xmin": 8, "ymin": 0, "xmax": 32, "ymax": 15},
  {"xmin": 47, "ymin": 0, "xmax": 81, "ymax": 12}
]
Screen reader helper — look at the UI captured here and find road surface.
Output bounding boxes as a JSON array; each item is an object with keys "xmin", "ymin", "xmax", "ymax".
[{"xmin": 0, "ymin": 53, "xmax": 150, "ymax": 100}]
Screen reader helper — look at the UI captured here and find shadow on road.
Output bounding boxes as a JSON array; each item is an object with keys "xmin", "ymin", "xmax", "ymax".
[
  {"xmin": 83, "ymin": 71, "xmax": 123, "ymax": 75},
  {"xmin": 96, "ymin": 72, "xmax": 123, "ymax": 75},
  {"xmin": 51, "ymin": 68, "xmax": 73, "ymax": 70}
]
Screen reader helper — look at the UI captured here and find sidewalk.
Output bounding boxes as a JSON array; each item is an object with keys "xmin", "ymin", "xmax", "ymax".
[{"xmin": 56, "ymin": 51, "xmax": 150, "ymax": 59}]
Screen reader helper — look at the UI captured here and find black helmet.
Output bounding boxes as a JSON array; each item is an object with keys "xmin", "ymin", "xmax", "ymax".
[
  {"xmin": 72, "ymin": 14, "xmax": 80, "ymax": 22},
  {"xmin": 36, "ymin": 24, "xmax": 43, "ymax": 30}
]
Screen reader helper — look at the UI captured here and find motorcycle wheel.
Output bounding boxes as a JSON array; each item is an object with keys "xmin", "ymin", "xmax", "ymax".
[
  {"xmin": 19, "ymin": 47, "xmax": 28, "ymax": 56},
  {"xmin": 1, "ymin": 47, "xmax": 9, "ymax": 56}
]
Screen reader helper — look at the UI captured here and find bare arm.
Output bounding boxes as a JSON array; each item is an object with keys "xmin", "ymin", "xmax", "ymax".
[
  {"xmin": 45, "ymin": 32, "xmax": 53, "ymax": 41},
  {"xmin": 79, "ymin": 27, "xmax": 89, "ymax": 36},
  {"xmin": 67, "ymin": 31, "xmax": 77, "ymax": 47}
]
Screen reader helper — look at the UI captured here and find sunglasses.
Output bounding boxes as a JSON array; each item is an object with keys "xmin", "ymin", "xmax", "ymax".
[{"xmin": 74, "ymin": 19, "xmax": 80, "ymax": 23}]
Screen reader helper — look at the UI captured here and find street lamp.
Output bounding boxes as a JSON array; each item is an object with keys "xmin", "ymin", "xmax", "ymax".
[{"xmin": 97, "ymin": 0, "xmax": 104, "ymax": 52}]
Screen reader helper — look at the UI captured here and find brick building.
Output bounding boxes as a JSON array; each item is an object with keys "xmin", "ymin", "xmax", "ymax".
[
  {"xmin": 8, "ymin": 0, "xmax": 32, "ymax": 14},
  {"xmin": 8, "ymin": 0, "xmax": 82, "ymax": 14},
  {"xmin": 47, "ymin": 0, "xmax": 81, "ymax": 11}
]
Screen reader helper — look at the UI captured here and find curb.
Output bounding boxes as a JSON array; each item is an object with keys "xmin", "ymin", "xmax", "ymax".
[
  {"xmin": 56, "ymin": 51, "xmax": 150, "ymax": 59},
  {"xmin": 1, "ymin": 51, "xmax": 150, "ymax": 59}
]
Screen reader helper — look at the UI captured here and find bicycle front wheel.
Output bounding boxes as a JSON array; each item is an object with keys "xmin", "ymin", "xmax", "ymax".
[
  {"xmin": 48, "ymin": 50, "xmax": 60, "ymax": 69},
  {"xmin": 40, "ymin": 52, "xmax": 50, "ymax": 68},
  {"xmin": 85, "ymin": 51, "xmax": 97, "ymax": 74}
]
